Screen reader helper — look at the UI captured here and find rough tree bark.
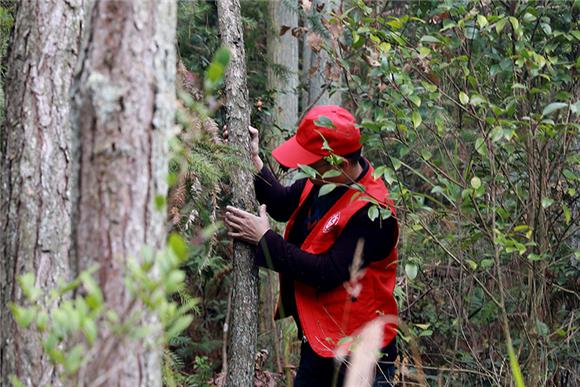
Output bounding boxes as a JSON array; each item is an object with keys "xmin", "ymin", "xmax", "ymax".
[
  {"xmin": 0, "ymin": 1, "xmax": 84, "ymax": 385},
  {"xmin": 267, "ymin": 0, "xmax": 299, "ymax": 131},
  {"xmin": 302, "ymin": 0, "xmax": 342, "ymax": 108},
  {"xmin": 216, "ymin": 0, "xmax": 259, "ymax": 385},
  {"xmin": 70, "ymin": 0, "xmax": 175, "ymax": 385}
]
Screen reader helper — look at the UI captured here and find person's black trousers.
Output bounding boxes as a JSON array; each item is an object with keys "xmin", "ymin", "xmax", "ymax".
[{"xmin": 294, "ymin": 338, "xmax": 397, "ymax": 387}]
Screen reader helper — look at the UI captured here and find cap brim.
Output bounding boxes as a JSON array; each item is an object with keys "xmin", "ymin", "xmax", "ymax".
[{"xmin": 272, "ymin": 136, "xmax": 323, "ymax": 168}]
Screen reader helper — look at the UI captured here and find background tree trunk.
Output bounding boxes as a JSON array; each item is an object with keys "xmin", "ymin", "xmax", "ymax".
[
  {"xmin": 70, "ymin": 0, "xmax": 175, "ymax": 385},
  {"xmin": 0, "ymin": 1, "xmax": 84, "ymax": 385},
  {"xmin": 216, "ymin": 0, "xmax": 259, "ymax": 385},
  {"xmin": 302, "ymin": 0, "xmax": 342, "ymax": 108},
  {"xmin": 264, "ymin": 0, "xmax": 299, "ymax": 374},
  {"xmin": 267, "ymin": 0, "xmax": 299, "ymax": 131}
]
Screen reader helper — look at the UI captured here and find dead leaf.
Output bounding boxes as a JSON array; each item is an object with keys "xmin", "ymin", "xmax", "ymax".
[
  {"xmin": 308, "ymin": 64, "xmax": 319, "ymax": 76},
  {"xmin": 291, "ymin": 26, "xmax": 308, "ymax": 38},
  {"xmin": 324, "ymin": 62, "xmax": 341, "ymax": 82},
  {"xmin": 280, "ymin": 25, "xmax": 291, "ymax": 36},
  {"xmin": 429, "ymin": 12, "xmax": 449, "ymax": 24},
  {"xmin": 307, "ymin": 32, "xmax": 324, "ymax": 52}
]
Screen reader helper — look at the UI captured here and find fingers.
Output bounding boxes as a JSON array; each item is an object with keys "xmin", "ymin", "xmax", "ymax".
[
  {"xmin": 224, "ymin": 216, "xmax": 244, "ymax": 230},
  {"xmin": 249, "ymin": 125, "xmax": 258, "ymax": 136},
  {"xmin": 225, "ymin": 205, "xmax": 252, "ymax": 218},
  {"xmin": 259, "ymin": 204, "xmax": 267, "ymax": 218},
  {"xmin": 227, "ymin": 230, "xmax": 245, "ymax": 239},
  {"xmin": 224, "ymin": 211, "xmax": 245, "ymax": 228}
]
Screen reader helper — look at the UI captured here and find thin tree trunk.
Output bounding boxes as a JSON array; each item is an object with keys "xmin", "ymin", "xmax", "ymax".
[
  {"xmin": 302, "ymin": 0, "xmax": 342, "ymax": 109},
  {"xmin": 268, "ymin": 0, "xmax": 299, "ymax": 131},
  {"xmin": 70, "ymin": 0, "xmax": 175, "ymax": 385},
  {"xmin": 0, "ymin": 1, "xmax": 84, "ymax": 385},
  {"xmin": 265, "ymin": 1, "xmax": 298, "ymax": 373},
  {"xmin": 216, "ymin": 0, "xmax": 259, "ymax": 385}
]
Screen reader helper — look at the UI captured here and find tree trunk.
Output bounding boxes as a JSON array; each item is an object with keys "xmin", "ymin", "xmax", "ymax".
[
  {"xmin": 70, "ymin": 0, "xmax": 175, "ymax": 385},
  {"xmin": 267, "ymin": 0, "xmax": 299, "ymax": 131},
  {"xmin": 302, "ymin": 0, "xmax": 342, "ymax": 109},
  {"xmin": 0, "ymin": 1, "xmax": 84, "ymax": 385},
  {"xmin": 216, "ymin": 0, "xmax": 259, "ymax": 385},
  {"xmin": 265, "ymin": 0, "xmax": 299, "ymax": 373}
]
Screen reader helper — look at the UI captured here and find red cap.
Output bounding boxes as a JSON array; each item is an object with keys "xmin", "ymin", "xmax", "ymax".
[{"xmin": 272, "ymin": 105, "xmax": 361, "ymax": 168}]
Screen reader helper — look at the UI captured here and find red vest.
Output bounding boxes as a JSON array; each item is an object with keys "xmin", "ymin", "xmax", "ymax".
[{"xmin": 283, "ymin": 163, "xmax": 399, "ymax": 358}]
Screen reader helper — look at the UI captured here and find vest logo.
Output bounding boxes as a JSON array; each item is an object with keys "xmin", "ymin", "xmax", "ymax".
[{"xmin": 323, "ymin": 212, "xmax": 341, "ymax": 233}]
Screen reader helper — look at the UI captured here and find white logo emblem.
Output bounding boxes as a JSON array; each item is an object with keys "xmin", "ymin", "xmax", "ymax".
[{"xmin": 323, "ymin": 213, "xmax": 340, "ymax": 233}]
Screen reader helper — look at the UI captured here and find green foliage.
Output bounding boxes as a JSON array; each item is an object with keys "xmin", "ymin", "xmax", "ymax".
[
  {"xmin": 327, "ymin": 0, "xmax": 579, "ymax": 384},
  {"xmin": 172, "ymin": 0, "xmax": 578, "ymax": 384},
  {"xmin": 9, "ymin": 233, "xmax": 195, "ymax": 386}
]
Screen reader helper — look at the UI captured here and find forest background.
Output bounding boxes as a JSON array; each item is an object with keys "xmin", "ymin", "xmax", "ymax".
[{"xmin": 0, "ymin": 0, "xmax": 578, "ymax": 386}]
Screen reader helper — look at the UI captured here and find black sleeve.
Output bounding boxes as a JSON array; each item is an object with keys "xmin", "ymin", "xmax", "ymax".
[
  {"xmin": 255, "ymin": 205, "xmax": 398, "ymax": 291},
  {"xmin": 254, "ymin": 166, "xmax": 306, "ymax": 222}
]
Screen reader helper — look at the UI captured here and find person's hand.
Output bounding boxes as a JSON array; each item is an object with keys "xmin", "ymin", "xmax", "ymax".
[
  {"xmin": 222, "ymin": 124, "xmax": 263, "ymax": 171},
  {"xmin": 248, "ymin": 125, "xmax": 259, "ymax": 157},
  {"xmin": 225, "ymin": 204, "xmax": 270, "ymax": 245}
]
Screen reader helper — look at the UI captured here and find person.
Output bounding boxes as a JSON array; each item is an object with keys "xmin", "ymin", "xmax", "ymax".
[{"xmin": 224, "ymin": 105, "xmax": 399, "ymax": 386}]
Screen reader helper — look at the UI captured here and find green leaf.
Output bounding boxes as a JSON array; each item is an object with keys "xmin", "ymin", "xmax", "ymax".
[
  {"xmin": 18, "ymin": 273, "xmax": 41, "ymax": 301},
  {"xmin": 541, "ymin": 23, "xmax": 552, "ymax": 35},
  {"xmin": 166, "ymin": 270, "xmax": 186, "ymax": 293},
  {"xmin": 409, "ymin": 95, "xmax": 421, "ymax": 107},
  {"xmin": 496, "ymin": 18, "xmax": 508, "ymax": 33},
  {"xmin": 214, "ymin": 46, "xmax": 231, "ymax": 67},
  {"xmin": 36, "ymin": 311, "xmax": 49, "ymax": 332},
  {"xmin": 368, "ymin": 206, "xmax": 379, "ymax": 221},
  {"xmin": 420, "ymin": 150, "xmax": 432, "ymax": 160},
  {"xmin": 420, "ymin": 35, "xmax": 440, "ymax": 43},
  {"xmin": 475, "ymin": 138, "xmax": 487, "ymax": 156},
  {"xmin": 470, "ymin": 176, "xmax": 481, "ymax": 189},
  {"xmin": 10, "ymin": 304, "xmax": 36, "ymax": 328},
  {"xmin": 314, "ymin": 115, "xmax": 336, "ymax": 129},
  {"xmin": 390, "ymin": 157, "xmax": 402, "ymax": 171},
  {"xmin": 166, "ymin": 315, "xmax": 194, "ymax": 339},
  {"xmin": 469, "ymin": 95, "xmax": 486, "ymax": 106},
  {"xmin": 379, "ymin": 42, "xmax": 391, "ymax": 52},
  {"xmin": 466, "ymin": 259, "xmax": 478, "ymax": 270},
  {"xmin": 63, "ymin": 344, "xmax": 85, "ymax": 375},
  {"xmin": 206, "ymin": 62, "xmax": 224, "ymax": 83},
  {"xmin": 563, "ymin": 204, "xmax": 571, "ymax": 224},
  {"xmin": 507, "ymin": 339, "xmax": 525, "ymax": 387},
  {"xmin": 418, "ymin": 46, "xmax": 431, "ymax": 57},
  {"xmin": 419, "ymin": 329, "xmax": 433, "ymax": 337},
  {"xmin": 527, "ymin": 253, "xmax": 544, "ymax": 261},
  {"xmin": 459, "ymin": 91, "xmax": 469, "ymax": 105},
  {"xmin": 480, "ymin": 259, "xmax": 494, "ymax": 269},
  {"xmin": 509, "ymin": 17, "xmax": 519, "ymax": 31},
  {"xmin": 477, "ymin": 15, "xmax": 488, "ymax": 29},
  {"xmin": 541, "ymin": 197, "xmax": 554, "ymax": 208},
  {"xmin": 9, "ymin": 375, "xmax": 25, "ymax": 387},
  {"xmin": 405, "ymin": 263, "xmax": 418, "ymax": 280},
  {"xmin": 154, "ymin": 195, "xmax": 166, "ymax": 210},
  {"xmin": 83, "ymin": 319, "xmax": 97, "ymax": 345},
  {"xmin": 523, "ymin": 12, "xmax": 536, "ymax": 23},
  {"xmin": 542, "ymin": 102, "xmax": 568, "ymax": 116},
  {"xmin": 322, "ymin": 169, "xmax": 342, "ymax": 179},
  {"xmin": 412, "ymin": 111, "xmax": 422, "ymax": 128},
  {"xmin": 297, "ymin": 164, "xmax": 318, "ymax": 179},
  {"xmin": 168, "ymin": 233, "xmax": 188, "ymax": 261},
  {"xmin": 319, "ymin": 183, "xmax": 337, "ymax": 197}
]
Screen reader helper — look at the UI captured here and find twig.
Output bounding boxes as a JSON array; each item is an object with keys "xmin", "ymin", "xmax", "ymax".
[{"xmin": 221, "ymin": 288, "xmax": 233, "ymax": 376}]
